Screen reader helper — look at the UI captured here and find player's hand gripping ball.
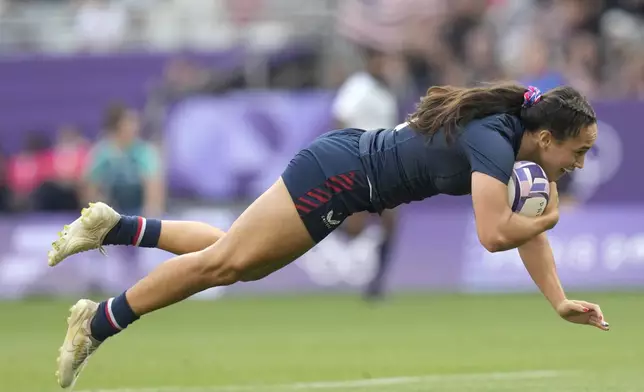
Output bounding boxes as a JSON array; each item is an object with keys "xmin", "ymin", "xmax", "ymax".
[{"xmin": 507, "ymin": 161, "xmax": 550, "ymax": 217}]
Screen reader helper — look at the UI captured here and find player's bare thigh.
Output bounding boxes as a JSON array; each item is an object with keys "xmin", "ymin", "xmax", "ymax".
[{"xmin": 195, "ymin": 177, "xmax": 315, "ymax": 284}]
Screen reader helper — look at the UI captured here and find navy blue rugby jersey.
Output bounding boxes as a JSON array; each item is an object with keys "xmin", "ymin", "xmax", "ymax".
[{"xmin": 357, "ymin": 113, "xmax": 525, "ymax": 212}]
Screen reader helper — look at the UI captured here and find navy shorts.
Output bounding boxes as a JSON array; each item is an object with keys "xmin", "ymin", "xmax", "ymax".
[{"xmin": 282, "ymin": 129, "xmax": 375, "ymax": 243}]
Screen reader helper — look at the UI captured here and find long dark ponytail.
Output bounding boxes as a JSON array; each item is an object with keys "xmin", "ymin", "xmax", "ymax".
[{"xmin": 407, "ymin": 82, "xmax": 596, "ymax": 142}]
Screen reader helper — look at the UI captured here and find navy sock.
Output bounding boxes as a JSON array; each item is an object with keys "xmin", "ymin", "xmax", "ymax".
[
  {"xmin": 90, "ymin": 292, "xmax": 140, "ymax": 342},
  {"xmin": 103, "ymin": 216, "xmax": 162, "ymax": 248}
]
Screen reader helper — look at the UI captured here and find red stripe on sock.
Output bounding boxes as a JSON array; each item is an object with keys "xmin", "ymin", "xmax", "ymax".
[
  {"xmin": 104, "ymin": 302, "xmax": 120, "ymax": 330},
  {"xmin": 295, "ymin": 204, "xmax": 311, "ymax": 213},
  {"xmin": 132, "ymin": 217, "xmax": 144, "ymax": 246}
]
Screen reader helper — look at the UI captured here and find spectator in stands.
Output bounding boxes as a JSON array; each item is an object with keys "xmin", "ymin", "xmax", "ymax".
[
  {"xmin": 85, "ymin": 103, "xmax": 164, "ymax": 217},
  {"xmin": 0, "ymin": 143, "xmax": 11, "ymax": 212},
  {"xmin": 32, "ymin": 125, "xmax": 89, "ymax": 212},
  {"xmin": 74, "ymin": 0, "xmax": 127, "ymax": 52},
  {"xmin": 517, "ymin": 36, "xmax": 567, "ymax": 93},
  {"xmin": 461, "ymin": 23, "xmax": 506, "ymax": 85},
  {"xmin": 561, "ymin": 32, "xmax": 601, "ymax": 99},
  {"xmin": 7, "ymin": 132, "xmax": 51, "ymax": 211}
]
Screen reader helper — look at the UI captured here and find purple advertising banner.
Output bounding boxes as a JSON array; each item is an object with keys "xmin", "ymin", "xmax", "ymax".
[
  {"xmin": 163, "ymin": 95, "xmax": 644, "ymax": 204},
  {"xmin": 0, "ymin": 47, "xmax": 311, "ymax": 153},
  {"xmin": 0, "ymin": 205, "xmax": 642, "ymax": 299},
  {"xmin": 165, "ymin": 91, "xmax": 335, "ymax": 199},
  {"xmin": 461, "ymin": 206, "xmax": 644, "ymax": 292},
  {"xmin": 578, "ymin": 101, "xmax": 643, "ymax": 204},
  {"xmin": 0, "ymin": 51, "xmax": 240, "ymax": 151}
]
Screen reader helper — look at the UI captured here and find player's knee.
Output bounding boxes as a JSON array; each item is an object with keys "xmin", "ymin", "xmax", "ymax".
[
  {"xmin": 212, "ymin": 255, "xmax": 275, "ymax": 283},
  {"xmin": 194, "ymin": 235, "xmax": 283, "ymax": 286},
  {"xmin": 196, "ymin": 249, "xmax": 248, "ymax": 287}
]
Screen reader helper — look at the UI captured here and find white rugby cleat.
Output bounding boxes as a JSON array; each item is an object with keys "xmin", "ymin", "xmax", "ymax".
[
  {"xmin": 48, "ymin": 202, "xmax": 121, "ymax": 267},
  {"xmin": 56, "ymin": 299, "xmax": 102, "ymax": 389}
]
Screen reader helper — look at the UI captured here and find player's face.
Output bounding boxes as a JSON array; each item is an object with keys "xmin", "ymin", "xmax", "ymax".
[{"xmin": 536, "ymin": 123, "xmax": 598, "ymax": 181}]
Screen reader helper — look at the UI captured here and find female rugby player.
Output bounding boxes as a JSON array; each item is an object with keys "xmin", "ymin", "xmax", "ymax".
[{"xmin": 48, "ymin": 83, "xmax": 609, "ymax": 389}]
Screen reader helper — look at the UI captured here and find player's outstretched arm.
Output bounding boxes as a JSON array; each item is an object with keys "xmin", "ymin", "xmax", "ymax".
[
  {"xmin": 518, "ymin": 233, "xmax": 610, "ymax": 331},
  {"xmin": 471, "ymin": 173, "xmax": 559, "ymax": 252}
]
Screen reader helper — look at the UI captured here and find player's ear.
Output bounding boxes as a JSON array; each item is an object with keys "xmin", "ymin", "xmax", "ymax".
[{"xmin": 537, "ymin": 130, "xmax": 553, "ymax": 149}]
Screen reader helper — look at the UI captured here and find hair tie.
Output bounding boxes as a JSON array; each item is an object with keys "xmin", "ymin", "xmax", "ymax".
[{"xmin": 522, "ymin": 86, "xmax": 542, "ymax": 108}]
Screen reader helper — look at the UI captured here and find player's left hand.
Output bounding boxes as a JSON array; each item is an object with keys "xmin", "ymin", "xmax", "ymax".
[{"xmin": 556, "ymin": 299, "xmax": 610, "ymax": 331}]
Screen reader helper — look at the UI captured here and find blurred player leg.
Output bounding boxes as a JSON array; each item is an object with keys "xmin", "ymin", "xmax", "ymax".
[
  {"xmin": 341, "ymin": 209, "xmax": 397, "ymax": 301},
  {"xmin": 341, "ymin": 210, "xmax": 369, "ymax": 237},
  {"xmin": 364, "ymin": 208, "xmax": 397, "ymax": 300},
  {"xmin": 56, "ymin": 177, "xmax": 317, "ymax": 388},
  {"xmin": 47, "ymin": 202, "xmax": 227, "ymax": 266}
]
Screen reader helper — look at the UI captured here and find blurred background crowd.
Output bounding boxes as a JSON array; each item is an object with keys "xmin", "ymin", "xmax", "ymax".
[
  {"xmin": 1, "ymin": 0, "xmax": 642, "ymax": 94},
  {"xmin": 0, "ymin": 0, "xmax": 640, "ymax": 301},
  {"xmin": 0, "ymin": 0, "xmax": 641, "ymax": 215}
]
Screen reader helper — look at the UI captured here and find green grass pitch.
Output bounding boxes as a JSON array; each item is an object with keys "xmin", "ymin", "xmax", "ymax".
[{"xmin": 1, "ymin": 291, "xmax": 642, "ymax": 391}]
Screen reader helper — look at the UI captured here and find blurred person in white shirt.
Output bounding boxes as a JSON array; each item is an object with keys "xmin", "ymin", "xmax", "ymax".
[
  {"xmin": 74, "ymin": 0, "xmax": 128, "ymax": 52},
  {"xmin": 331, "ymin": 43, "xmax": 400, "ymax": 301}
]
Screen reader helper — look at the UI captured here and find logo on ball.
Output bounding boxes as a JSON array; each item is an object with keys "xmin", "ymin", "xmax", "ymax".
[{"xmin": 508, "ymin": 161, "xmax": 550, "ymax": 217}]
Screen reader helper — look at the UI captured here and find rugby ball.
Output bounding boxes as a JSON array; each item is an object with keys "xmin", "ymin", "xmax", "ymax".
[{"xmin": 507, "ymin": 161, "xmax": 550, "ymax": 217}]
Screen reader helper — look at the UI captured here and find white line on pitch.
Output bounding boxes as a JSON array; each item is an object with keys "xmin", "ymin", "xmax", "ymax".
[{"xmin": 76, "ymin": 369, "xmax": 566, "ymax": 392}]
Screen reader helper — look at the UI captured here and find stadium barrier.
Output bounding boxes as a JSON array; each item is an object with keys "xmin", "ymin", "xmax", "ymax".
[{"xmin": 1, "ymin": 204, "xmax": 642, "ymax": 299}]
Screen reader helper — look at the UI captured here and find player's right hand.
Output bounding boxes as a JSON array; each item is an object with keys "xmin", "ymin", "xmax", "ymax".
[
  {"xmin": 556, "ymin": 299, "xmax": 610, "ymax": 331},
  {"xmin": 542, "ymin": 182, "xmax": 559, "ymax": 230}
]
